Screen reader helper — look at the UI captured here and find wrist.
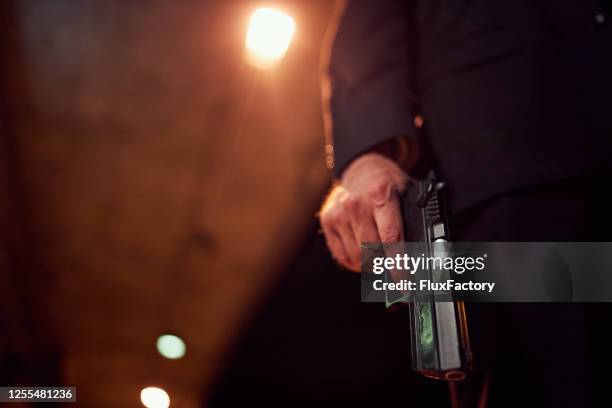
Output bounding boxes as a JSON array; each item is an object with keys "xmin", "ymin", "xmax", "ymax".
[{"xmin": 367, "ymin": 137, "xmax": 420, "ymax": 172}]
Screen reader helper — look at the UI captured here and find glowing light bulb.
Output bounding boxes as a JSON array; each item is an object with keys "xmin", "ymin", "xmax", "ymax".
[
  {"xmin": 245, "ymin": 8, "xmax": 296, "ymax": 69},
  {"xmin": 140, "ymin": 387, "xmax": 170, "ymax": 408},
  {"xmin": 156, "ymin": 334, "xmax": 186, "ymax": 360}
]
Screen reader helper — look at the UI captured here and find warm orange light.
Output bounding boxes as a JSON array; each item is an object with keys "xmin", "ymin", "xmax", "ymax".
[
  {"xmin": 140, "ymin": 387, "xmax": 170, "ymax": 408},
  {"xmin": 245, "ymin": 8, "xmax": 295, "ymax": 69}
]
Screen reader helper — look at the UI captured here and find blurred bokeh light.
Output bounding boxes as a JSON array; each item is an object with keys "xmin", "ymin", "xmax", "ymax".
[
  {"xmin": 245, "ymin": 8, "xmax": 296, "ymax": 69},
  {"xmin": 156, "ymin": 334, "xmax": 186, "ymax": 360},
  {"xmin": 140, "ymin": 387, "xmax": 170, "ymax": 408}
]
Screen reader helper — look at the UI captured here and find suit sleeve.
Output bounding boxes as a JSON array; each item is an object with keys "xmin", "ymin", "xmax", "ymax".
[{"xmin": 323, "ymin": 0, "xmax": 418, "ymax": 178}]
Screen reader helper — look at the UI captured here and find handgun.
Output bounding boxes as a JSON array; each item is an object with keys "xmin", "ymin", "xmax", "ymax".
[{"xmin": 390, "ymin": 171, "xmax": 472, "ymax": 381}]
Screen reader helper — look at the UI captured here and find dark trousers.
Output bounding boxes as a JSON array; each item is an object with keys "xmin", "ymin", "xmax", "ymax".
[{"xmin": 450, "ymin": 176, "xmax": 612, "ymax": 407}]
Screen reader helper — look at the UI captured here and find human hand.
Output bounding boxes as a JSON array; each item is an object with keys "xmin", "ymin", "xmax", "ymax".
[{"xmin": 319, "ymin": 152, "xmax": 409, "ymax": 271}]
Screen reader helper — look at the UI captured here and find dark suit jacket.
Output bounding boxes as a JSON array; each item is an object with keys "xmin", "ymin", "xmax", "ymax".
[{"xmin": 326, "ymin": 0, "xmax": 612, "ymax": 212}]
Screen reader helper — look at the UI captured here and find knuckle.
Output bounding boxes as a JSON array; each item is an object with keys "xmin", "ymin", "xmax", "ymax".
[
  {"xmin": 366, "ymin": 180, "xmax": 393, "ymax": 203},
  {"xmin": 348, "ymin": 246, "xmax": 361, "ymax": 263},
  {"xmin": 320, "ymin": 225, "xmax": 333, "ymax": 241},
  {"xmin": 343, "ymin": 194, "xmax": 363, "ymax": 213},
  {"xmin": 319, "ymin": 211, "xmax": 332, "ymax": 228},
  {"xmin": 380, "ymin": 227, "xmax": 401, "ymax": 243},
  {"xmin": 323, "ymin": 235, "xmax": 335, "ymax": 250},
  {"xmin": 334, "ymin": 253, "xmax": 350, "ymax": 267},
  {"xmin": 325, "ymin": 207, "xmax": 345, "ymax": 227}
]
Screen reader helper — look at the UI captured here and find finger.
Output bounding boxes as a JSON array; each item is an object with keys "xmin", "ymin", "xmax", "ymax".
[
  {"xmin": 335, "ymin": 220, "xmax": 361, "ymax": 271},
  {"xmin": 348, "ymin": 215, "xmax": 379, "ymax": 273},
  {"xmin": 372, "ymin": 191, "xmax": 404, "ymax": 243},
  {"xmin": 371, "ymin": 191, "xmax": 406, "ymax": 282},
  {"xmin": 345, "ymin": 196, "xmax": 380, "ymax": 245},
  {"xmin": 321, "ymin": 221, "xmax": 352, "ymax": 269},
  {"xmin": 371, "ymin": 192, "xmax": 407, "ymax": 284},
  {"xmin": 354, "ymin": 216, "xmax": 380, "ymax": 246}
]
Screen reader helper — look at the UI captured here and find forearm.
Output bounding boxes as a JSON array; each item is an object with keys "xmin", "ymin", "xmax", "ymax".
[{"xmin": 322, "ymin": 0, "xmax": 419, "ymax": 178}]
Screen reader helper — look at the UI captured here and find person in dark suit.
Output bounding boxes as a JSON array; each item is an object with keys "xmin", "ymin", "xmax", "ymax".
[{"xmin": 319, "ymin": 1, "xmax": 612, "ymax": 406}]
